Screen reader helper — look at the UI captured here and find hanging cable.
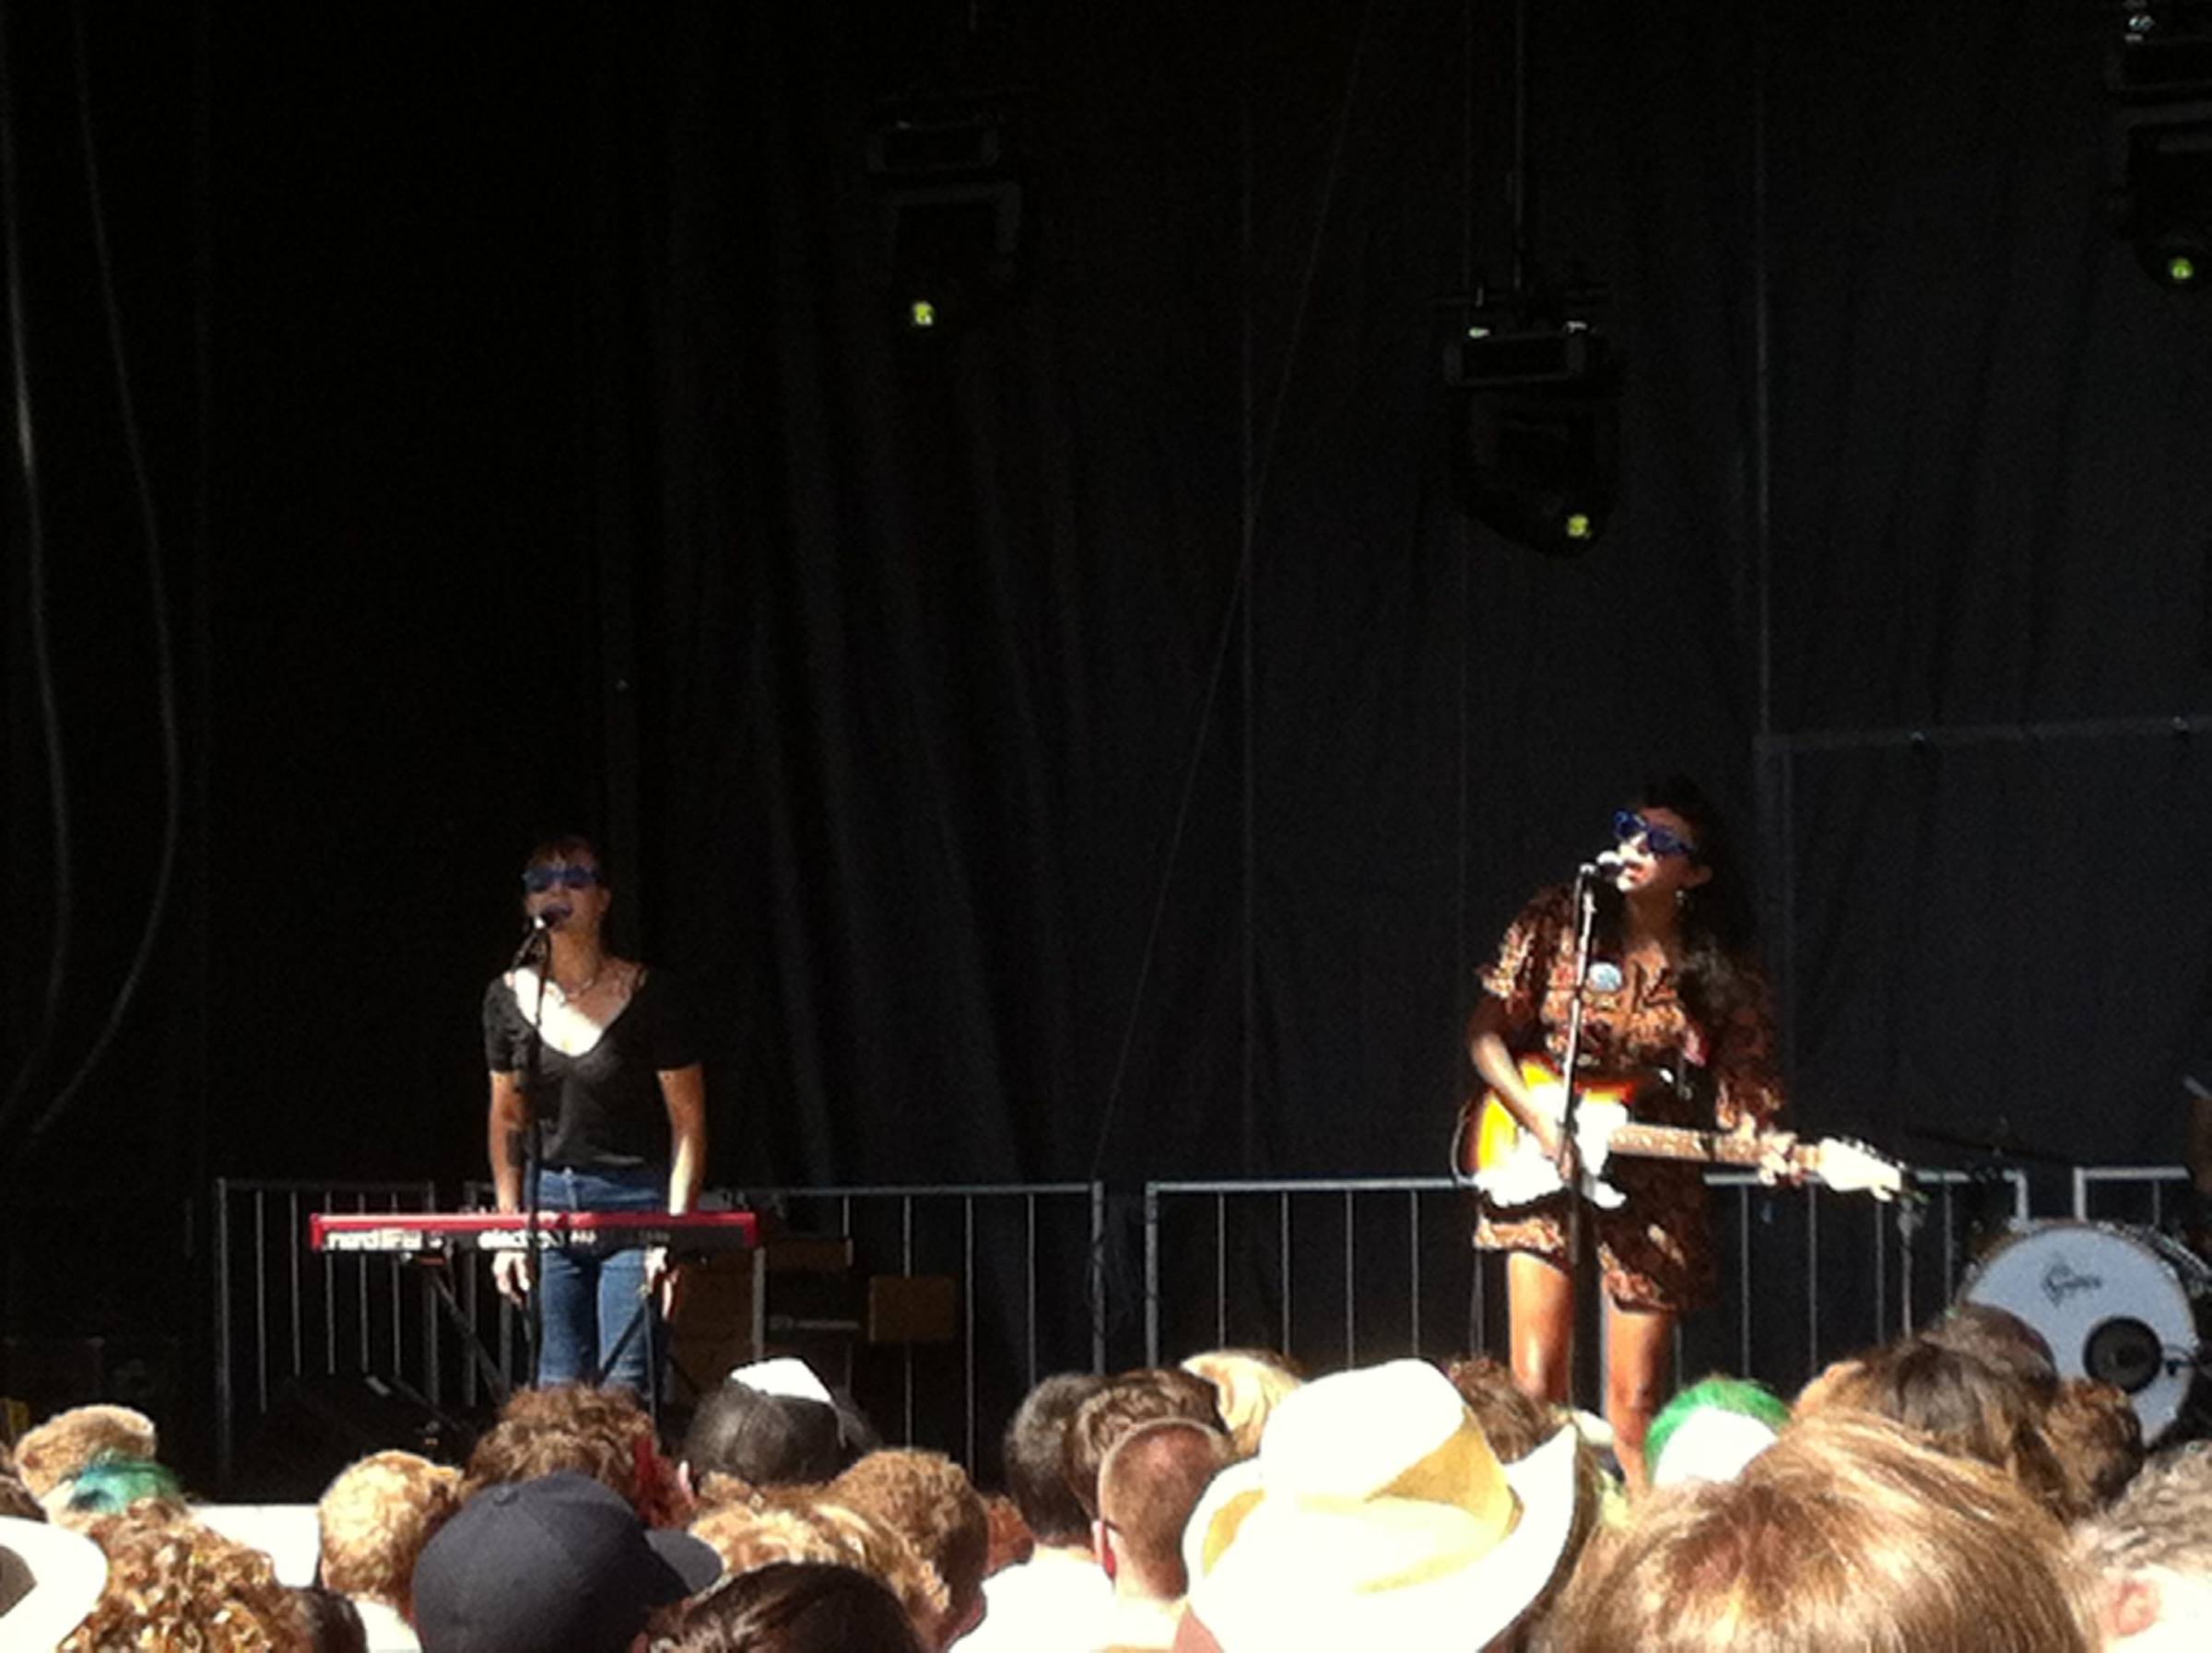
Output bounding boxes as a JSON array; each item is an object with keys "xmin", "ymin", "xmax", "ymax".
[
  {"xmin": 27, "ymin": 0, "xmax": 187, "ymax": 1141},
  {"xmin": 0, "ymin": 0, "xmax": 78, "ymax": 1146}
]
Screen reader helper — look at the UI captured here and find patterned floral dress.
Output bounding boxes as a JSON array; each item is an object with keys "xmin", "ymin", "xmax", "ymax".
[{"xmin": 1474, "ymin": 883, "xmax": 1785, "ymax": 1311}]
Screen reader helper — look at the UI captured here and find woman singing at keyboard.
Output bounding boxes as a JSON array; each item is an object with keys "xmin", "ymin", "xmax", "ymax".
[{"xmin": 482, "ymin": 833, "xmax": 708, "ymax": 1396}]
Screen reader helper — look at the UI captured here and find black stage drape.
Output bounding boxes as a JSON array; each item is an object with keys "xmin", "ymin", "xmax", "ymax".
[{"xmin": 6, "ymin": 0, "xmax": 2212, "ymax": 1426}]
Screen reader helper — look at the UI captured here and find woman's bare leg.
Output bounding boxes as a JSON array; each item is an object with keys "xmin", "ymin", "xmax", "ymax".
[
  {"xmin": 1507, "ymin": 1250, "xmax": 1574, "ymax": 1405},
  {"xmin": 1603, "ymin": 1297, "xmax": 1677, "ymax": 1494}
]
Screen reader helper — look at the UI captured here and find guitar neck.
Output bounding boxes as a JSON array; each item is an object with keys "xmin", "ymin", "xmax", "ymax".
[{"xmin": 1607, "ymin": 1124, "xmax": 1763, "ymax": 1167}]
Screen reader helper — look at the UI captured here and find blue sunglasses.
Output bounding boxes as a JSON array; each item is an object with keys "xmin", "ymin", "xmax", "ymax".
[
  {"xmin": 522, "ymin": 864, "xmax": 603, "ymax": 893},
  {"xmin": 1613, "ymin": 809, "xmax": 1700, "ymax": 861}
]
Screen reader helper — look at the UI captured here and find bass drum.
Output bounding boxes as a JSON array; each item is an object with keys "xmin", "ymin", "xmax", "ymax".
[{"xmin": 1960, "ymin": 1222, "xmax": 2211, "ymax": 1443}]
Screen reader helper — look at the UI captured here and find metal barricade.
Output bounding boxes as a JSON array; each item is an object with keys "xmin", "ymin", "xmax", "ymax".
[
  {"xmin": 211, "ymin": 1178, "xmax": 441, "ymax": 1492},
  {"xmin": 444, "ymin": 1176, "xmax": 1106, "ymax": 1478},
  {"xmin": 2073, "ymin": 1165, "xmax": 2194, "ymax": 1226},
  {"xmin": 738, "ymin": 1183, "xmax": 1108, "ymax": 1472},
  {"xmin": 1140, "ymin": 1168, "xmax": 2030, "ymax": 1398}
]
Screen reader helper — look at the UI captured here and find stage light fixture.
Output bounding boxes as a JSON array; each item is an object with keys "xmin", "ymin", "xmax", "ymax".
[
  {"xmin": 1442, "ymin": 303, "xmax": 1622, "ymax": 558},
  {"xmin": 869, "ymin": 97, "xmax": 1027, "ymax": 333},
  {"xmin": 2109, "ymin": 5, "xmax": 2212, "ymax": 289}
]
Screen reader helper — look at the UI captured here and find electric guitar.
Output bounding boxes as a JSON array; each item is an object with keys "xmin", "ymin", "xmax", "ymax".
[{"xmin": 1456, "ymin": 1057, "xmax": 1908, "ymax": 1210}]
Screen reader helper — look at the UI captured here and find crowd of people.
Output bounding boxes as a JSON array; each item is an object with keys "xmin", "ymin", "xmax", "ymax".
[{"xmin": 4, "ymin": 1307, "xmax": 2209, "ymax": 1651}]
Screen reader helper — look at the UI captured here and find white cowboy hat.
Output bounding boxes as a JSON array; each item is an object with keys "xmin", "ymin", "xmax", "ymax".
[
  {"xmin": 1183, "ymin": 1359, "xmax": 1581, "ymax": 1652},
  {"xmin": 0, "ymin": 1517, "xmax": 109, "ymax": 1650}
]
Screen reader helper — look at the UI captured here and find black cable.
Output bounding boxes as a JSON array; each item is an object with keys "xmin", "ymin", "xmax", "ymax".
[
  {"xmin": 26, "ymin": 0, "xmax": 187, "ymax": 1141},
  {"xmin": 0, "ymin": 0, "xmax": 78, "ymax": 1145}
]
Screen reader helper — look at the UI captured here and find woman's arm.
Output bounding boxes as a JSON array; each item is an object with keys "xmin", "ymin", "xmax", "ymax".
[
  {"xmin": 1468, "ymin": 995, "xmax": 1562, "ymax": 1157},
  {"xmin": 488, "ymin": 1071, "xmax": 532, "ymax": 1301},
  {"xmin": 647, "ymin": 1063, "xmax": 709, "ymax": 1307},
  {"xmin": 488, "ymin": 1071, "xmax": 530, "ymax": 1211},
  {"xmin": 658, "ymin": 1063, "xmax": 708, "ymax": 1215}
]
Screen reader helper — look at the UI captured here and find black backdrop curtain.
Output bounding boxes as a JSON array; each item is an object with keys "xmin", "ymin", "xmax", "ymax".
[
  {"xmin": 601, "ymin": 0, "xmax": 1769, "ymax": 1192},
  {"xmin": 6, "ymin": 0, "xmax": 2212, "ymax": 1403}
]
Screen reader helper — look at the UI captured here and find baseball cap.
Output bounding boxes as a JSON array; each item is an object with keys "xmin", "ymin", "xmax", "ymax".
[{"xmin": 412, "ymin": 1472, "xmax": 722, "ymax": 1653}]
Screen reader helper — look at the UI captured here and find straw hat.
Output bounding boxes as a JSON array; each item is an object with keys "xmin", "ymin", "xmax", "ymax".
[{"xmin": 1183, "ymin": 1359, "xmax": 1579, "ymax": 1651}]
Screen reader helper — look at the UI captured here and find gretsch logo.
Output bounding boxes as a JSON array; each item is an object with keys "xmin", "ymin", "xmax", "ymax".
[{"xmin": 2041, "ymin": 1258, "xmax": 2103, "ymax": 1306}]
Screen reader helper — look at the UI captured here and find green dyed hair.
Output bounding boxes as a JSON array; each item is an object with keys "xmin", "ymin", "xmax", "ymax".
[
  {"xmin": 65, "ymin": 1455, "xmax": 184, "ymax": 1515},
  {"xmin": 1643, "ymin": 1376, "xmax": 1791, "ymax": 1477}
]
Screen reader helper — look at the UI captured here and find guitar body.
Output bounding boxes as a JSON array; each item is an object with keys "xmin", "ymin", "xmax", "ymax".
[
  {"xmin": 1456, "ymin": 1055, "xmax": 1909, "ymax": 1210},
  {"xmin": 1463, "ymin": 1058, "xmax": 1657, "ymax": 1210}
]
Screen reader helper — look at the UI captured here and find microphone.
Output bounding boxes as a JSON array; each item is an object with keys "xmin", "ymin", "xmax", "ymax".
[
  {"xmin": 509, "ymin": 906, "xmax": 570, "ymax": 969},
  {"xmin": 1579, "ymin": 849, "xmax": 1628, "ymax": 879}
]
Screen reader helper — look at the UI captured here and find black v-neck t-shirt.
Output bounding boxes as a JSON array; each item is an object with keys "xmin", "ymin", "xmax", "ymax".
[{"xmin": 481, "ymin": 967, "xmax": 700, "ymax": 1170}]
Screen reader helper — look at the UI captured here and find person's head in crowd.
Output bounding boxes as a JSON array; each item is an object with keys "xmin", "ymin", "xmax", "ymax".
[
  {"xmin": 0, "ymin": 1514, "xmax": 107, "ymax": 1649},
  {"xmin": 659, "ymin": 1561, "xmax": 925, "ymax": 1653},
  {"xmin": 1543, "ymin": 1411, "xmax": 2100, "ymax": 1653},
  {"xmin": 465, "ymin": 1382, "xmax": 686, "ymax": 1527},
  {"xmin": 411, "ymin": 1470, "xmax": 721, "ymax": 1653},
  {"xmin": 688, "ymin": 1491, "xmax": 949, "ymax": 1638},
  {"xmin": 2077, "ymin": 1437, "xmax": 2212, "ymax": 1648},
  {"xmin": 317, "ymin": 1448, "xmax": 464, "ymax": 1620},
  {"xmin": 1095, "ymin": 1419, "xmax": 1230, "ymax": 1604},
  {"xmin": 1443, "ymin": 1354, "xmax": 1569, "ymax": 1463},
  {"xmin": 1182, "ymin": 1359, "xmax": 1581, "ymax": 1652},
  {"xmin": 681, "ymin": 1380, "xmax": 845, "ymax": 1494},
  {"xmin": 830, "ymin": 1449, "xmax": 991, "ymax": 1649},
  {"xmin": 2045, "ymin": 1376, "xmax": 2146, "ymax": 1514},
  {"xmin": 1642, "ymin": 1376, "xmax": 1790, "ymax": 1489},
  {"xmin": 63, "ymin": 1504, "xmax": 312, "ymax": 1650},
  {"xmin": 1795, "ymin": 1331, "xmax": 2079, "ymax": 1517},
  {"xmin": 1791, "ymin": 1353, "xmax": 1865, "ymax": 1416},
  {"xmin": 0, "ymin": 1473, "xmax": 44, "ymax": 1521},
  {"xmin": 14, "ymin": 1407, "xmax": 159, "ymax": 1508},
  {"xmin": 1002, "ymin": 1372, "xmax": 1110, "ymax": 1552},
  {"xmin": 1921, "ymin": 1302, "xmax": 2061, "ymax": 1387},
  {"xmin": 53, "ymin": 1458, "xmax": 186, "ymax": 1530},
  {"xmin": 1064, "ymin": 1368, "xmax": 1223, "ymax": 1521},
  {"xmin": 1178, "ymin": 1350, "xmax": 1302, "ymax": 1460},
  {"xmin": 1439, "ymin": 1353, "xmax": 1619, "ymax": 1611},
  {"xmin": 295, "ymin": 1584, "xmax": 370, "ymax": 1653},
  {"xmin": 981, "ymin": 1492, "xmax": 1032, "ymax": 1576}
]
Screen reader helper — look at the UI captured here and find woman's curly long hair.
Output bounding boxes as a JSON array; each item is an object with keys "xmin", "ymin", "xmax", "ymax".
[{"xmin": 63, "ymin": 1503, "xmax": 311, "ymax": 1652}]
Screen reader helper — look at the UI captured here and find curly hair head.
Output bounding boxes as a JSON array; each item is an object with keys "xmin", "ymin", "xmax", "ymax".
[
  {"xmin": 61, "ymin": 1505, "xmax": 310, "ymax": 1652},
  {"xmin": 14, "ymin": 1408, "xmax": 159, "ymax": 1501},
  {"xmin": 465, "ymin": 1383, "xmax": 686, "ymax": 1526},
  {"xmin": 317, "ymin": 1449, "xmax": 463, "ymax": 1612}
]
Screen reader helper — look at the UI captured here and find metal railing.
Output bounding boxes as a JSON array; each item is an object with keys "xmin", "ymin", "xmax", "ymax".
[
  {"xmin": 211, "ymin": 1178, "xmax": 441, "ymax": 1490},
  {"xmin": 2073, "ymin": 1165, "xmax": 2194, "ymax": 1225},
  {"xmin": 212, "ymin": 1176, "xmax": 1106, "ymax": 1489},
  {"xmin": 737, "ymin": 1182, "xmax": 1108, "ymax": 1471},
  {"xmin": 218, "ymin": 1163, "xmax": 2159, "ymax": 1488},
  {"xmin": 1140, "ymin": 1168, "xmax": 2032, "ymax": 1398}
]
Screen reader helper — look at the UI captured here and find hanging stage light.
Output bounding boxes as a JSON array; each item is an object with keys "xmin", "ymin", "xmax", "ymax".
[
  {"xmin": 868, "ymin": 97, "xmax": 1027, "ymax": 333},
  {"xmin": 2109, "ymin": 4, "xmax": 2212, "ymax": 290},
  {"xmin": 1442, "ymin": 303, "xmax": 1622, "ymax": 557}
]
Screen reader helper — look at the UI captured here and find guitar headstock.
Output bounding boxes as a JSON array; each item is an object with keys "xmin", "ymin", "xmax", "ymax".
[{"xmin": 1804, "ymin": 1137, "xmax": 1910, "ymax": 1202}]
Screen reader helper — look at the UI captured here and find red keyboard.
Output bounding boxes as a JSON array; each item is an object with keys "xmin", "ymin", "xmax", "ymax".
[{"xmin": 308, "ymin": 1209, "xmax": 759, "ymax": 1257}]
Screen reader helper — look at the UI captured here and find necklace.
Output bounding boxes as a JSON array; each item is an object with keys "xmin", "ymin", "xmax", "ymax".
[{"xmin": 552, "ymin": 958, "xmax": 606, "ymax": 1000}]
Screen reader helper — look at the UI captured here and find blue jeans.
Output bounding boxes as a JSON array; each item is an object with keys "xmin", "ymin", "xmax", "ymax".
[{"xmin": 532, "ymin": 1163, "xmax": 665, "ymax": 1397}]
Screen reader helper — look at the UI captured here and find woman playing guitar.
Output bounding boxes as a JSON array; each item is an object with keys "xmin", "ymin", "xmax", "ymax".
[{"xmin": 1466, "ymin": 776, "xmax": 1794, "ymax": 1492}]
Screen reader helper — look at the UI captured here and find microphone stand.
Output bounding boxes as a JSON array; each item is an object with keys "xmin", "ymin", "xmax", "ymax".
[
  {"xmin": 512, "ymin": 924, "xmax": 554, "ymax": 1385},
  {"xmin": 1555, "ymin": 863, "xmax": 1606, "ymax": 1269}
]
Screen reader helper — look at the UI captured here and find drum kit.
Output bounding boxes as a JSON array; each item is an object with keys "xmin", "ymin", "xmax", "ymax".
[{"xmin": 1924, "ymin": 1122, "xmax": 2212, "ymax": 1445}]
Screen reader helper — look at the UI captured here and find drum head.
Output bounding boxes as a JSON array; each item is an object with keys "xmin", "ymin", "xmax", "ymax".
[{"xmin": 1961, "ymin": 1222, "xmax": 2206, "ymax": 1441}]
